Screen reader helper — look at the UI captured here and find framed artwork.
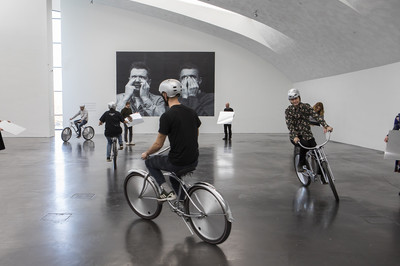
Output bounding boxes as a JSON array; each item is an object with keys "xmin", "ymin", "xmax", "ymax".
[{"xmin": 116, "ymin": 52, "xmax": 215, "ymax": 116}]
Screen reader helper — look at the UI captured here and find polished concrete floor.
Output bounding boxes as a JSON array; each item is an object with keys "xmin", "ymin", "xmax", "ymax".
[{"xmin": 0, "ymin": 133, "xmax": 399, "ymax": 266}]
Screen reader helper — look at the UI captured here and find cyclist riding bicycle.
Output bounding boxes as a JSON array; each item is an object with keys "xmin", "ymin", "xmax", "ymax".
[
  {"xmin": 285, "ymin": 88, "xmax": 333, "ymax": 172},
  {"xmin": 99, "ymin": 102, "xmax": 124, "ymax": 162},
  {"xmin": 141, "ymin": 79, "xmax": 201, "ymax": 201},
  {"xmin": 70, "ymin": 104, "xmax": 88, "ymax": 138}
]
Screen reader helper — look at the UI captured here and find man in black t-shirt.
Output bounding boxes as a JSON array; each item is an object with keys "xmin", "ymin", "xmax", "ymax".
[
  {"xmin": 99, "ymin": 102, "xmax": 125, "ymax": 162},
  {"xmin": 141, "ymin": 79, "xmax": 201, "ymax": 201}
]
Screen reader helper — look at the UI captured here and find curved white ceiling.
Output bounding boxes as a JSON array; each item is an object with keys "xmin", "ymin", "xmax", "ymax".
[{"xmin": 95, "ymin": 0, "xmax": 400, "ymax": 82}]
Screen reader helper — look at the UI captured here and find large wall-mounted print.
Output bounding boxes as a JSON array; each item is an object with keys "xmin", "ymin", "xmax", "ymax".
[{"xmin": 116, "ymin": 52, "xmax": 215, "ymax": 117}]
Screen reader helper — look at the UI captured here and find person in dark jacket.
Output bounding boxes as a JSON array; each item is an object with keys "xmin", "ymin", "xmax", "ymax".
[
  {"xmin": 99, "ymin": 102, "xmax": 124, "ymax": 162},
  {"xmin": 223, "ymin": 103, "xmax": 234, "ymax": 140},
  {"xmin": 0, "ymin": 120, "xmax": 5, "ymax": 151},
  {"xmin": 121, "ymin": 101, "xmax": 134, "ymax": 145}
]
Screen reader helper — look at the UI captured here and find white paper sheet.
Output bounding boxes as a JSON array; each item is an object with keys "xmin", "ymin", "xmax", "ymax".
[
  {"xmin": 384, "ymin": 130, "xmax": 400, "ymax": 159},
  {"xmin": 125, "ymin": 113, "xmax": 144, "ymax": 127},
  {"xmin": 0, "ymin": 121, "xmax": 26, "ymax": 135},
  {"xmin": 217, "ymin": 111, "xmax": 235, "ymax": 124}
]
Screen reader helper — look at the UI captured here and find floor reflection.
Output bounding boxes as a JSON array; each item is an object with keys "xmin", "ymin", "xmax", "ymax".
[
  {"xmin": 160, "ymin": 236, "xmax": 229, "ymax": 266},
  {"xmin": 125, "ymin": 219, "xmax": 163, "ymax": 266},
  {"xmin": 293, "ymin": 187, "xmax": 339, "ymax": 229},
  {"xmin": 124, "ymin": 219, "xmax": 229, "ymax": 266},
  {"xmin": 61, "ymin": 141, "xmax": 72, "ymax": 153}
]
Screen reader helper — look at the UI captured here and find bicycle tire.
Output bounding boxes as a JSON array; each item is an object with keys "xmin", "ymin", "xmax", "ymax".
[
  {"xmin": 61, "ymin": 127, "xmax": 72, "ymax": 142},
  {"xmin": 124, "ymin": 172, "xmax": 162, "ymax": 220},
  {"xmin": 185, "ymin": 186, "xmax": 232, "ymax": 244},
  {"xmin": 294, "ymin": 153, "xmax": 311, "ymax": 187},
  {"xmin": 321, "ymin": 161, "xmax": 339, "ymax": 201},
  {"xmin": 82, "ymin": 126, "xmax": 95, "ymax": 140},
  {"xmin": 112, "ymin": 139, "xmax": 117, "ymax": 170}
]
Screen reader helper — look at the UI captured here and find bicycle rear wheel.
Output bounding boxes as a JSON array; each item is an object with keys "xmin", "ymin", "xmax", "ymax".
[
  {"xmin": 61, "ymin": 127, "xmax": 72, "ymax": 142},
  {"xmin": 82, "ymin": 126, "xmax": 95, "ymax": 140},
  {"xmin": 124, "ymin": 172, "xmax": 162, "ymax": 220},
  {"xmin": 294, "ymin": 153, "xmax": 311, "ymax": 187},
  {"xmin": 321, "ymin": 161, "xmax": 339, "ymax": 201},
  {"xmin": 112, "ymin": 140, "xmax": 118, "ymax": 170},
  {"xmin": 185, "ymin": 186, "xmax": 232, "ymax": 244}
]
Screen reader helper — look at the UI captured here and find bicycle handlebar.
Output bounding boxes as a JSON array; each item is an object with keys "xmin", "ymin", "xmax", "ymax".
[
  {"xmin": 297, "ymin": 131, "xmax": 331, "ymax": 150},
  {"xmin": 148, "ymin": 146, "xmax": 171, "ymax": 158}
]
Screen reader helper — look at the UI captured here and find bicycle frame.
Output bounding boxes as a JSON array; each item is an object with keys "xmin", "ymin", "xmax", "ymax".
[
  {"xmin": 127, "ymin": 168, "xmax": 234, "ymax": 234},
  {"xmin": 70, "ymin": 121, "xmax": 87, "ymax": 135},
  {"xmin": 299, "ymin": 132, "xmax": 335, "ymax": 184}
]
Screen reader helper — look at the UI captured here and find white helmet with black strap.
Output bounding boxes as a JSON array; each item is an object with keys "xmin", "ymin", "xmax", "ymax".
[
  {"xmin": 288, "ymin": 88, "xmax": 300, "ymax": 100},
  {"xmin": 159, "ymin": 79, "xmax": 182, "ymax": 98}
]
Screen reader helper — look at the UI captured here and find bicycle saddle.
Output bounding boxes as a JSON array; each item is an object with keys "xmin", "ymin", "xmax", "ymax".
[{"xmin": 175, "ymin": 167, "xmax": 196, "ymax": 177}]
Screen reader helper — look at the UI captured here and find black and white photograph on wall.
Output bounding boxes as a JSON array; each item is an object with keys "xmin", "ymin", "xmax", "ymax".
[{"xmin": 116, "ymin": 52, "xmax": 215, "ymax": 116}]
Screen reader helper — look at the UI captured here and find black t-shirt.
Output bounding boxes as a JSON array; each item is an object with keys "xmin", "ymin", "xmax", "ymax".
[
  {"xmin": 99, "ymin": 110, "xmax": 124, "ymax": 137},
  {"xmin": 159, "ymin": 104, "xmax": 201, "ymax": 166}
]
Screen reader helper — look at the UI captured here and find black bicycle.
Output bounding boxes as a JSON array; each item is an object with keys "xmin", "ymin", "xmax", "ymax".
[
  {"xmin": 110, "ymin": 137, "xmax": 118, "ymax": 170},
  {"xmin": 61, "ymin": 121, "xmax": 94, "ymax": 142}
]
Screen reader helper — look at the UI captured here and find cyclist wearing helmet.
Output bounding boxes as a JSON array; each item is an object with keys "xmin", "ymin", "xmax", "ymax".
[
  {"xmin": 99, "ymin": 101, "xmax": 125, "ymax": 162},
  {"xmin": 70, "ymin": 104, "xmax": 88, "ymax": 138},
  {"xmin": 285, "ymin": 88, "xmax": 333, "ymax": 172},
  {"xmin": 141, "ymin": 79, "xmax": 201, "ymax": 201}
]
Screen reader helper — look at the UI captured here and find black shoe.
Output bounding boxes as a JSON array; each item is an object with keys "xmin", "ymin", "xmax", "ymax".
[
  {"xmin": 222, "ymin": 138, "xmax": 227, "ymax": 140},
  {"xmin": 77, "ymin": 135, "xmax": 81, "ymax": 138},
  {"xmin": 158, "ymin": 189, "xmax": 176, "ymax": 201}
]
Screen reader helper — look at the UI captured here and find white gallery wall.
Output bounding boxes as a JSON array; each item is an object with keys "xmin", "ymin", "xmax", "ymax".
[
  {"xmin": 1, "ymin": 0, "xmax": 399, "ymax": 153},
  {"xmin": 61, "ymin": 0, "xmax": 291, "ymax": 135},
  {"xmin": 0, "ymin": 0, "xmax": 54, "ymax": 137},
  {"xmin": 294, "ymin": 61, "xmax": 400, "ymax": 151}
]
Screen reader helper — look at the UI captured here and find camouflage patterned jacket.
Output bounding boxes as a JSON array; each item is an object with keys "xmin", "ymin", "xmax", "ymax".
[{"xmin": 285, "ymin": 102, "xmax": 328, "ymax": 141}]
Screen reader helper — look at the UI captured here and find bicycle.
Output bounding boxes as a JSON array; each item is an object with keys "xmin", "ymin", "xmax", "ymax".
[
  {"xmin": 110, "ymin": 137, "xmax": 118, "ymax": 170},
  {"xmin": 61, "ymin": 121, "xmax": 95, "ymax": 142},
  {"xmin": 124, "ymin": 147, "xmax": 234, "ymax": 245},
  {"xmin": 294, "ymin": 130, "xmax": 339, "ymax": 201}
]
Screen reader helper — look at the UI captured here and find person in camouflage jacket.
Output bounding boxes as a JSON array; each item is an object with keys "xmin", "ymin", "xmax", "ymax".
[{"xmin": 285, "ymin": 88, "xmax": 333, "ymax": 172}]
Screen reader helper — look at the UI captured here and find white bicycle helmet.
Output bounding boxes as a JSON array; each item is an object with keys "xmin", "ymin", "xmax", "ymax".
[
  {"xmin": 288, "ymin": 88, "xmax": 300, "ymax": 100},
  {"xmin": 108, "ymin": 101, "xmax": 116, "ymax": 109},
  {"xmin": 159, "ymin": 79, "xmax": 182, "ymax": 97}
]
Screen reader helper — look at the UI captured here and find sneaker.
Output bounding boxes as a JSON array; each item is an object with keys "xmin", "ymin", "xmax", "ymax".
[
  {"xmin": 158, "ymin": 189, "xmax": 176, "ymax": 201},
  {"xmin": 129, "ymin": 142, "xmax": 135, "ymax": 146},
  {"xmin": 106, "ymin": 157, "xmax": 111, "ymax": 162},
  {"xmin": 119, "ymin": 145, "xmax": 123, "ymax": 150}
]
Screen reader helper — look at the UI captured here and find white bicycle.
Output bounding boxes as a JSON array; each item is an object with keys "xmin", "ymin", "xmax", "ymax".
[
  {"xmin": 294, "ymin": 131, "xmax": 339, "ymax": 201},
  {"xmin": 124, "ymin": 148, "xmax": 233, "ymax": 244},
  {"xmin": 61, "ymin": 121, "xmax": 94, "ymax": 142}
]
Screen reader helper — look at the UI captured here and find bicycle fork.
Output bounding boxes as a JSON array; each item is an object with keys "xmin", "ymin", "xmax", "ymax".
[{"xmin": 312, "ymin": 147, "xmax": 335, "ymax": 184}]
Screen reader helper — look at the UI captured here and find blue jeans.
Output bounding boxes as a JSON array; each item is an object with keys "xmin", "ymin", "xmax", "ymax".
[
  {"xmin": 145, "ymin": 154, "xmax": 198, "ymax": 193},
  {"xmin": 106, "ymin": 135, "xmax": 122, "ymax": 158},
  {"xmin": 74, "ymin": 119, "xmax": 87, "ymax": 136}
]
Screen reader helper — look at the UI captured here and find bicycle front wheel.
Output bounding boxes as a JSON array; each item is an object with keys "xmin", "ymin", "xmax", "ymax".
[
  {"xmin": 124, "ymin": 172, "xmax": 162, "ymax": 220},
  {"xmin": 294, "ymin": 153, "xmax": 311, "ymax": 187},
  {"xmin": 185, "ymin": 186, "xmax": 232, "ymax": 244},
  {"xmin": 61, "ymin": 127, "xmax": 72, "ymax": 142},
  {"xmin": 82, "ymin": 126, "xmax": 95, "ymax": 140},
  {"xmin": 321, "ymin": 161, "xmax": 339, "ymax": 201}
]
